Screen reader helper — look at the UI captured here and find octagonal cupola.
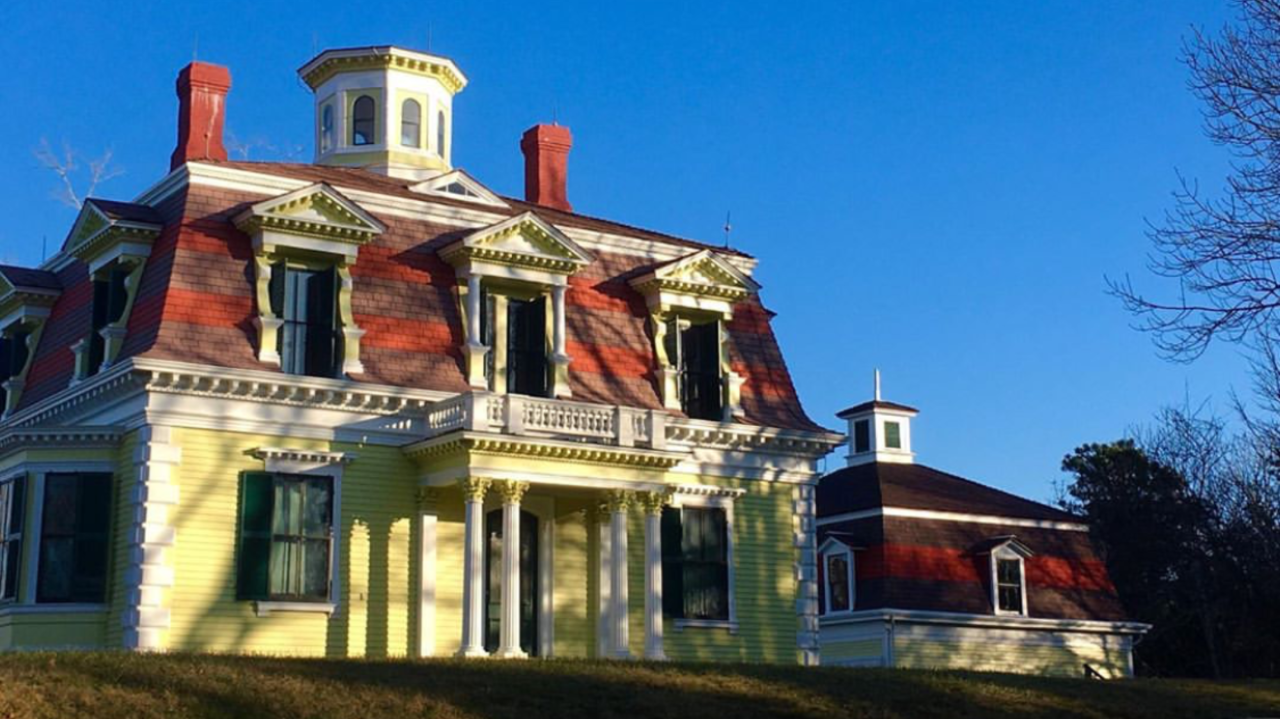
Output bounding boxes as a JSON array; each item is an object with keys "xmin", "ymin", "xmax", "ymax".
[
  {"xmin": 299, "ymin": 46, "xmax": 468, "ymax": 180},
  {"xmin": 837, "ymin": 370, "xmax": 918, "ymax": 467}
]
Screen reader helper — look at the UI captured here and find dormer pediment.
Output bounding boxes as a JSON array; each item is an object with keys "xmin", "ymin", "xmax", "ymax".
[
  {"xmin": 409, "ymin": 170, "xmax": 509, "ymax": 208},
  {"xmin": 629, "ymin": 249, "xmax": 760, "ymax": 316},
  {"xmin": 233, "ymin": 183, "xmax": 385, "ymax": 263},
  {"xmin": 0, "ymin": 266, "xmax": 61, "ymax": 329},
  {"xmin": 65, "ymin": 199, "xmax": 164, "ymax": 273},
  {"xmin": 980, "ymin": 535, "xmax": 1035, "ymax": 558},
  {"xmin": 440, "ymin": 211, "xmax": 593, "ymax": 279}
]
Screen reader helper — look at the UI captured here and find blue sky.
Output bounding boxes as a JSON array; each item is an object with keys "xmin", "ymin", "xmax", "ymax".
[{"xmin": 0, "ymin": 1, "xmax": 1250, "ymax": 503}]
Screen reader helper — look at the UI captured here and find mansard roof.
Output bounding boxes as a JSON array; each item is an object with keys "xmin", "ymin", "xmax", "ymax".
[{"xmin": 15, "ymin": 160, "xmax": 822, "ymax": 434}]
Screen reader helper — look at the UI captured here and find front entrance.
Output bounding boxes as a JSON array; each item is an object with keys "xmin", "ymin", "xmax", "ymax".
[{"xmin": 484, "ymin": 509, "xmax": 539, "ymax": 655}]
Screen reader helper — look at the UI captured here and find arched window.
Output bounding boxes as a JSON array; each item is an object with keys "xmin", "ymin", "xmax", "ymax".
[
  {"xmin": 352, "ymin": 95, "xmax": 375, "ymax": 146},
  {"xmin": 320, "ymin": 104, "xmax": 334, "ymax": 153},
  {"xmin": 401, "ymin": 99, "xmax": 421, "ymax": 148},
  {"xmin": 436, "ymin": 110, "xmax": 446, "ymax": 155}
]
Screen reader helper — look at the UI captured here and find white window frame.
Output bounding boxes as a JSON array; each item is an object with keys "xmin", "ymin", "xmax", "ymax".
[
  {"xmin": 668, "ymin": 492, "xmax": 737, "ymax": 633},
  {"xmin": 821, "ymin": 544, "xmax": 856, "ymax": 616},
  {"xmin": 0, "ymin": 473, "xmax": 25, "ymax": 604},
  {"xmin": 250, "ymin": 449, "xmax": 349, "ymax": 618},
  {"xmin": 990, "ymin": 545, "xmax": 1029, "ymax": 617}
]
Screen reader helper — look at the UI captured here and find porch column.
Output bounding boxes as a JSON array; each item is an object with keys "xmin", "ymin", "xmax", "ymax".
[
  {"xmin": 639, "ymin": 491, "xmax": 669, "ymax": 660},
  {"xmin": 495, "ymin": 480, "xmax": 531, "ymax": 659},
  {"xmin": 458, "ymin": 477, "xmax": 491, "ymax": 657},
  {"xmin": 605, "ymin": 490, "xmax": 632, "ymax": 658}
]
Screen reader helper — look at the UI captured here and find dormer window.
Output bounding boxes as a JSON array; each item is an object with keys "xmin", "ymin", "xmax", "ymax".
[
  {"xmin": 476, "ymin": 286, "xmax": 550, "ymax": 397},
  {"xmin": 401, "ymin": 99, "xmax": 421, "ymax": 148},
  {"xmin": 352, "ymin": 95, "xmax": 375, "ymax": 146},
  {"xmin": 0, "ymin": 331, "xmax": 30, "ymax": 413},
  {"xmin": 271, "ymin": 263, "xmax": 339, "ymax": 378},
  {"xmin": 87, "ymin": 265, "xmax": 129, "ymax": 375},
  {"xmin": 984, "ymin": 536, "xmax": 1032, "ymax": 617},
  {"xmin": 320, "ymin": 103, "xmax": 335, "ymax": 153},
  {"xmin": 665, "ymin": 316, "xmax": 722, "ymax": 420},
  {"xmin": 818, "ymin": 537, "xmax": 857, "ymax": 616}
]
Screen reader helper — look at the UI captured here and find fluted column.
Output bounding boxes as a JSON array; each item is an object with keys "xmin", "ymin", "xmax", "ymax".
[
  {"xmin": 605, "ymin": 490, "xmax": 632, "ymax": 658},
  {"xmin": 495, "ymin": 480, "xmax": 531, "ymax": 659},
  {"xmin": 638, "ymin": 491, "xmax": 669, "ymax": 660},
  {"xmin": 458, "ymin": 477, "xmax": 490, "ymax": 657}
]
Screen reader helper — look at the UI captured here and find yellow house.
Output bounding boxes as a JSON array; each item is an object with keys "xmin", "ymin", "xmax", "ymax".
[{"xmin": 0, "ymin": 47, "xmax": 842, "ymax": 661}]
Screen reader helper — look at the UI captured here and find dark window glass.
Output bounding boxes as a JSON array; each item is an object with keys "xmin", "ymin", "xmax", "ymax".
[
  {"xmin": 273, "ymin": 264, "xmax": 338, "ymax": 378},
  {"xmin": 352, "ymin": 96, "xmax": 376, "ymax": 146},
  {"xmin": 37, "ymin": 473, "xmax": 111, "ymax": 603},
  {"xmin": 671, "ymin": 319, "xmax": 722, "ymax": 421},
  {"xmin": 507, "ymin": 296, "xmax": 549, "ymax": 397},
  {"xmin": 996, "ymin": 557, "xmax": 1023, "ymax": 613},
  {"xmin": 826, "ymin": 553, "xmax": 851, "ymax": 612},
  {"xmin": 88, "ymin": 266, "xmax": 129, "ymax": 375},
  {"xmin": 238, "ymin": 473, "xmax": 333, "ymax": 602},
  {"xmin": 482, "ymin": 509, "xmax": 538, "ymax": 655},
  {"xmin": 853, "ymin": 420, "xmax": 870, "ymax": 454},
  {"xmin": 0, "ymin": 476, "xmax": 25, "ymax": 601},
  {"xmin": 436, "ymin": 110, "xmax": 446, "ymax": 154},
  {"xmin": 321, "ymin": 104, "xmax": 335, "ymax": 152},
  {"xmin": 663, "ymin": 507, "xmax": 729, "ymax": 621},
  {"xmin": 0, "ymin": 331, "xmax": 30, "ymax": 412},
  {"xmin": 401, "ymin": 99, "xmax": 421, "ymax": 148},
  {"xmin": 481, "ymin": 288, "xmax": 496, "ymax": 389},
  {"xmin": 885, "ymin": 421, "xmax": 902, "ymax": 449}
]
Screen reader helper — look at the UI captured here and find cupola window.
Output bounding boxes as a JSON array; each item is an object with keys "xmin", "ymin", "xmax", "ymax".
[
  {"xmin": 320, "ymin": 103, "xmax": 335, "ymax": 153},
  {"xmin": 401, "ymin": 99, "xmax": 421, "ymax": 148},
  {"xmin": 352, "ymin": 96, "xmax": 376, "ymax": 146},
  {"xmin": 884, "ymin": 421, "xmax": 902, "ymax": 449},
  {"xmin": 436, "ymin": 110, "xmax": 446, "ymax": 154}
]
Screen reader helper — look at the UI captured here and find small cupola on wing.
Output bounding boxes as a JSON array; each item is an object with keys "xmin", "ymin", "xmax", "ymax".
[
  {"xmin": 837, "ymin": 370, "xmax": 918, "ymax": 467},
  {"xmin": 298, "ymin": 46, "xmax": 468, "ymax": 180}
]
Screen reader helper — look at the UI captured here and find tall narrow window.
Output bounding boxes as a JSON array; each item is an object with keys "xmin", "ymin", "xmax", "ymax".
[
  {"xmin": 667, "ymin": 318, "xmax": 723, "ymax": 421},
  {"xmin": 271, "ymin": 264, "xmax": 338, "ymax": 378},
  {"xmin": 853, "ymin": 419, "xmax": 870, "ymax": 454},
  {"xmin": 660, "ymin": 506, "xmax": 730, "ymax": 621},
  {"xmin": 238, "ymin": 473, "xmax": 334, "ymax": 602},
  {"xmin": 507, "ymin": 296, "xmax": 549, "ymax": 397},
  {"xmin": 0, "ymin": 331, "xmax": 30, "ymax": 413},
  {"xmin": 0, "ymin": 475, "xmax": 25, "ymax": 601},
  {"xmin": 320, "ymin": 103, "xmax": 335, "ymax": 153},
  {"xmin": 823, "ymin": 549, "xmax": 854, "ymax": 614},
  {"xmin": 352, "ymin": 95, "xmax": 376, "ymax": 146},
  {"xmin": 995, "ymin": 557, "xmax": 1025, "ymax": 614},
  {"xmin": 37, "ymin": 473, "xmax": 111, "ymax": 603},
  {"xmin": 401, "ymin": 99, "xmax": 421, "ymax": 148},
  {"xmin": 88, "ymin": 266, "xmax": 129, "ymax": 375},
  {"xmin": 436, "ymin": 110, "xmax": 446, "ymax": 154}
]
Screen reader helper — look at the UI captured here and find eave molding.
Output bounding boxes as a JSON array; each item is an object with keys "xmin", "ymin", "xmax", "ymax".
[
  {"xmin": 819, "ymin": 608, "xmax": 1151, "ymax": 636},
  {"xmin": 403, "ymin": 431, "xmax": 686, "ymax": 470},
  {"xmin": 0, "ymin": 426, "xmax": 124, "ymax": 456},
  {"xmin": 667, "ymin": 418, "xmax": 844, "ymax": 458}
]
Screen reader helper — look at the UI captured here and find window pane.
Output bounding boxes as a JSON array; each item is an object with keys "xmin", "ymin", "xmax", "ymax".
[
  {"xmin": 302, "ymin": 478, "xmax": 332, "ymax": 538},
  {"xmin": 884, "ymin": 422, "xmax": 902, "ymax": 449},
  {"xmin": 41, "ymin": 475, "xmax": 78, "ymax": 536},
  {"xmin": 827, "ymin": 554, "xmax": 850, "ymax": 611},
  {"xmin": 854, "ymin": 420, "xmax": 870, "ymax": 454},
  {"xmin": 353, "ymin": 96, "xmax": 375, "ymax": 146},
  {"xmin": 401, "ymin": 99, "xmax": 421, "ymax": 147},
  {"xmin": 436, "ymin": 111, "xmax": 446, "ymax": 153},
  {"xmin": 38, "ymin": 537, "xmax": 74, "ymax": 601},
  {"xmin": 998, "ymin": 585, "xmax": 1022, "ymax": 612},
  {"xmin": 273, "ymin": 481, "xmax": 302, "ymax": 536},
  {"xmin": 302, "ymin": 539, "xmax": 330, "ymax": 597},
  {"xmin": 270, "ymin": 539, "xmax": 299, "ymax": 596},
  {"xmin": 679, "ymin": 321, "xmax": 722, "ymax": 420},
  {"xmin": 321, "ymin": 104, "xmax": 334, "ymax": 152},
  {"xmin": 2, "ymin": 540, "xmax": 20, "ymax": 600},
  {"xmin": 997, "ymin": 558, "xmax": 1020, "ymax": 584}
]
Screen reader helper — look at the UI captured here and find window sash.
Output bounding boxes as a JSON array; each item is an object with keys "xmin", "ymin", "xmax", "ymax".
[
  {"xmin": 241, "ymin": 474, "xmax": 334, "ymax": 602},
  {"xmin": 995, "ymin": 557, "xmax": 1024, "ymax": 613},
  {"xmin": 88, "ymin": 266, "xmax": 129, "ymax": 374},
  {"xmin": 853, "ymin": 420, "xmax": 870, "ymax": 454},
  {"xmin": 825, "ymin": 552, "xmax": 852, "ymax": 613},
  {"xmin": 678, "ymin": 507, "xmax": 729, "ymax": 621},
  {"xmin": 36, "ymin": 473, "xmax": 111, "ymax": 604},
  {"xmin": 275, "ymin": 265, "xmax": 338, "ymax": 378},
  {"xmin": 672, "ymin": 319, "xmax": 723, "ymax": 421},
  {"xmin": 401, "ymin": 100, "xmax": 421, "ymax": 148},
  {"xmin": 884, "ymin": 421, "xmax": 902, "ymax": 449},
  {"xmin": 506, "ymin": 296, "xmax": 548, "ymax": 397},
  {"xmin": 352, "ymin": 96, "xmax": 376, "ymax": 146},
  {"xmin": 0, "ymin": 476, "xmax": 24, "ymax": 601}
]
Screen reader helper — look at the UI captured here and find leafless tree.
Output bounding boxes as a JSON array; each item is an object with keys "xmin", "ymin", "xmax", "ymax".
[
  {"xmin": 32, "ymin": 138, "xmax": 124, "ymax": 209},
  {"xmin": 1112, "ymin": 0, "xmax": 1280, "ymax": 364},
  {"xmin": 225, "ymin": 130, "xmax": 304, "ymax": 162}
]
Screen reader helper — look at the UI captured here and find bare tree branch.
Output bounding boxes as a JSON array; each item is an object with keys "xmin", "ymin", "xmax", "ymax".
[{"xmin": 32, "ymin": 138, "xmax": 124, "ymax": 209}]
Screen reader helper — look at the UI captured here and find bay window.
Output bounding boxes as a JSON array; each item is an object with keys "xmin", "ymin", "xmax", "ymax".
[
  {"xmin": 37, "ymin": 473, "xmax": 111, "ymax": 604},
  {"xmin": 0, "ymin": 475, "xmax": 25, "ymax": 601}
]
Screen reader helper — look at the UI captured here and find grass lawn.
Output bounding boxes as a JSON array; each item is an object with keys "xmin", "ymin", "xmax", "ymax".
[{"xmin": 0, "ymin": 653, "xmax": 1276, "ymax": 719}]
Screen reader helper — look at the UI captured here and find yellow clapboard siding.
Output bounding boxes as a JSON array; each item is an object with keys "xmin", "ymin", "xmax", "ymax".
[{"xmin": 552, "ymin": 500, "xmax": 590, "ymax": 658}]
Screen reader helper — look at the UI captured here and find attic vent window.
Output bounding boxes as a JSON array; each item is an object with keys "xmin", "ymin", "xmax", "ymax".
[{"xmin": 442, "ymin": 182, "xmax": 477, "ymax": 197}]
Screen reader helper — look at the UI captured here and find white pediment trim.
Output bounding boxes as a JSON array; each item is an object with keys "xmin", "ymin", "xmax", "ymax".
[
  {"xmin": 232, "ymin": 182, "xmax": 386, "ymax": 242},
  {"xmin": 631, "ymin": 249, "xmax": 761, "ymax": 298},
  {"xmin": 440, "ymin": 211, "xmax": 594, "ymax": 276},
  {"xmin": 408, "ymin": 170, "xmax": 509, "ymax": 208}
]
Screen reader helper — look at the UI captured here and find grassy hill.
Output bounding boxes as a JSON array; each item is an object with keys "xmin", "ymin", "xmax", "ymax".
[{"xmin": 0, "ymin": 653, "xmax": 1276, "ymax": 719}]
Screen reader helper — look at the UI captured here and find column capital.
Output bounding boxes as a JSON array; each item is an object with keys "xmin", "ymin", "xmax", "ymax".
[
  {"xmin": 458, "ymin": 476, "xmax": 491, "ymax": 502},
  {"xmin": 494, "ymin": 479, "xmax": 531, "ymax": 505},
  {"xmin": 603, "ymin": 489, "xmax": 632, "ymax": 513},
  {"xmin": 636, "ymin": 490, "xmax": 670, "ymax": 516}
]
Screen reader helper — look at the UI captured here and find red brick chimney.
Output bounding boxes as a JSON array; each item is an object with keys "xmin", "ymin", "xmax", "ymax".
[
  {"xmin": 521, "ymin": 124, "xmax": 573, "ymax": 212},
  {"xmin": 170, "ymin": 61, "xmax": 232, "ymax": 171}
]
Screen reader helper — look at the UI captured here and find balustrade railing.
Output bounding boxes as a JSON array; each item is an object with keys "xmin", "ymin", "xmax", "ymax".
[{"xmin": 422, "ymin": 391, "xmax": 665, "ymax": 449}]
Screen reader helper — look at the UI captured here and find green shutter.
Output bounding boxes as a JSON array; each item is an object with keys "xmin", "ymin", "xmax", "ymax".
[
  {"xmin": 661, "ymin": 507, "xmax": 683, "ymax": 618},
  {"xmin": 238, "ymin": 472, "xmax": 274, "ymax": 600}
]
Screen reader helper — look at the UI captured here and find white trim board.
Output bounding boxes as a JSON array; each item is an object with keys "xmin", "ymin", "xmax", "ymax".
[
  {"xmin": 817, "ymin": 507, "xmax": 1089, "ymax": 532},
  {"xmin": 819, "ymin": 608, "xmax": 1150, "ymax": 635}
]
